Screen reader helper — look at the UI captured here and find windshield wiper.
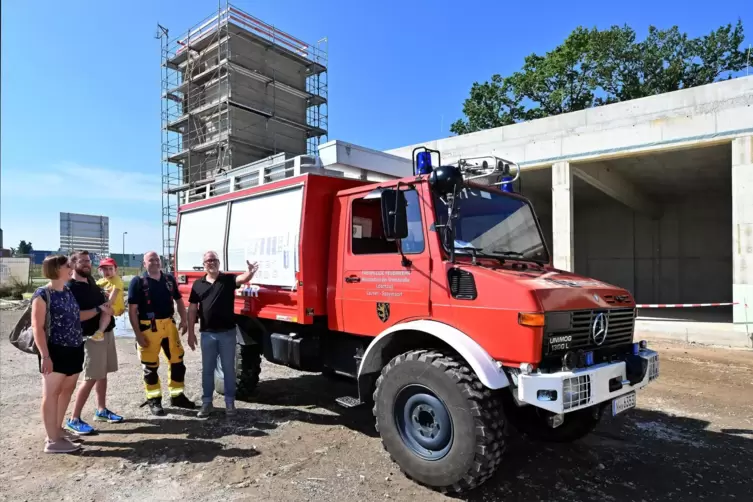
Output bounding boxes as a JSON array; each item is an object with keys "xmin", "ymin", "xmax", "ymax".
[
  {"xmin": 453, "ymin": 242, "xmax": 505, "ymax": 265},
  {"xmin": 492, "ymin": 250, "xmax": 546, "ymax": 266},
  {"xmin": 494, "ymin": 251, "xmax": 525, "ymax": 258}
]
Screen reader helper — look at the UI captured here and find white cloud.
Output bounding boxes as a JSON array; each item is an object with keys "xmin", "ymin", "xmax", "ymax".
[{"xmin": 3, "ymin": 162, "xmax": 161, "ymax": 202}]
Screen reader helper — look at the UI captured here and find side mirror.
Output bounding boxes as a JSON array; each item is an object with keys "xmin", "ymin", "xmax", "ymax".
[{"xmin": 381, "ymin": 189, "xmax": 409, "ymax": 240}]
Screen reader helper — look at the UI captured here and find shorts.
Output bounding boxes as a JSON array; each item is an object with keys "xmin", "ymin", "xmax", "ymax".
[
  {"xmin": 83, "ymin": 330, "xmax": 119, "ymax": 380},
  {"xmin": 39, "ymin": 343, "xmax": 85, "ymax": 377}
]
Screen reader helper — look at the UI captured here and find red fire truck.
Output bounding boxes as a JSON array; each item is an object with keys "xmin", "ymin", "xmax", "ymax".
[{"xmin": 174, "ymin": 140, "xmax": 659, "ymax": 493}]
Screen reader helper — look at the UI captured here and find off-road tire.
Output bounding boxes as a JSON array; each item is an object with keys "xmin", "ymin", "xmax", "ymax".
[
  {"xmin": 215, "ymin": 343, "xmax": 262, "ymax": 400},
  {"xmin": 503, "ymin": 396, "xmax": 602, "ymax": 443},
  {"xmin": 373, "ymin": 349, "xmax": 506, "ymax": 494}
]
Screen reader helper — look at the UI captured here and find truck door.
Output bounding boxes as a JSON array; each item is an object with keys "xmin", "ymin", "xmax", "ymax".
[{"xmin": 341, "ymin": 186, "xmax": 431, "ymax": 335}]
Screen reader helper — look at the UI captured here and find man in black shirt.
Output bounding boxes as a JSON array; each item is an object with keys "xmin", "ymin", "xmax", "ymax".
[
  {"xmin": 188, "ymin": 250, "xmax": 258, "ymax": 417},
  {"xmin": 65, "ymin": 250, "xmax": 123, "ymax": 436},
  {"xmin": 128, "ymin": 251, "xmax": 194, "ymax": 416}
]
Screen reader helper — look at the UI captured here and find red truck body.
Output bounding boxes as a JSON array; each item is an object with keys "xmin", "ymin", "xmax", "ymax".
[{"xmin": 174, "ymin": 148, "xmax": 658, "ymax": 494}]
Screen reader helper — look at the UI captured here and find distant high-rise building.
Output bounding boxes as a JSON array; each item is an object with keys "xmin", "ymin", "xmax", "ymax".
[{"xmin": 59, "ymin": 212, "xmax": 109, "ymax": 256}]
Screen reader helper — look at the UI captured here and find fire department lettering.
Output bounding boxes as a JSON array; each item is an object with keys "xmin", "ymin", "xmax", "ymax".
[{"xmin": 549, "ymin": 335, "xmax": 572, "ymax": 351}]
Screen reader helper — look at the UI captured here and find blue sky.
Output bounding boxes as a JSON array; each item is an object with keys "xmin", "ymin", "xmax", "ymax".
[{"xmin": 1, "ymin": 0, "xmax": 751, "ymax": 253}]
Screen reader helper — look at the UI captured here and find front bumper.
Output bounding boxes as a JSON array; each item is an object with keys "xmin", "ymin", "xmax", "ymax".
[{"xmin": 517, "ymin": 349, "xmax": 659, "ymax": 414}]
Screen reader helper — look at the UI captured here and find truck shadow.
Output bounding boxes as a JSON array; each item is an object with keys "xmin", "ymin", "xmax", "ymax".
[
  {"xmin": 246, "ymin": 372, "xmax": 380, "ymax": 437},
  {"xmin": 460, "ymin": 408, "xmax": 753, "ymax": 502}
]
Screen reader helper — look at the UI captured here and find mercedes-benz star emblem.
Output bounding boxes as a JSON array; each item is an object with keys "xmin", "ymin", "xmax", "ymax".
[
  {"xmin": 591, "ymin": 312, "xmax": 608, "ymax": 346},
  {"xmin": 593, "ymin": 294, "xmax": 600, "ymax": 302}
]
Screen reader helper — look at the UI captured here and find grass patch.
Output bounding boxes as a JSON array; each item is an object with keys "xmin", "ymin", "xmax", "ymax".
[{"xmin": 0, "ymin": 279, "xmax": 36, "ymax": 300}]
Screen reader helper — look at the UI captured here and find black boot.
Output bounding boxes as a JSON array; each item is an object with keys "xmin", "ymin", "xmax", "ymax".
[
  {"xmin": 147, "ymin": 397, "xmax": 165, "ymax": 416},
  {"xmin": 170, "ymin": 393, "xmax": 196, "ymax": 409}
]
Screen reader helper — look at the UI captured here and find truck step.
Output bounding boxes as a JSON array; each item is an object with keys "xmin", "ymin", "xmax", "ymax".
[{"xmin": 335, "ymin": 396, "xmax": 362, "ymax": 409}]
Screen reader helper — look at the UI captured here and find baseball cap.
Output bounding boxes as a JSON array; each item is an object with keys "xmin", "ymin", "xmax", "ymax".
[{"xmin": 98, "ymin": 258, "xmax": 117, "ymax": 268}]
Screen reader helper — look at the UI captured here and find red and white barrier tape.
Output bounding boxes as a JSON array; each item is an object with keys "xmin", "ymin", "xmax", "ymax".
[{"xmin": 636, "ymin": 302, "xmax": 739, "ymax": 308}]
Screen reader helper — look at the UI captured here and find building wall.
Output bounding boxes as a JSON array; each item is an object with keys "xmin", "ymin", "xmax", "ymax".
[{"xmin": 572, "ymin": 196, "xmax": 731, "ymax": 304}]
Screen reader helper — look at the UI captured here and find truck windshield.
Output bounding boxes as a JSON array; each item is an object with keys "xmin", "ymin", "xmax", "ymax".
[{"xmin": 433, "ymin": 185, "xmax": 549, "ymax": 263}]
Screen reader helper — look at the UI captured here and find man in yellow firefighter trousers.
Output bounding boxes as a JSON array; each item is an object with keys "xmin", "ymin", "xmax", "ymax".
[{"xmin": 128, "ymin": 251, "xmax": 196, "ymax": 415}]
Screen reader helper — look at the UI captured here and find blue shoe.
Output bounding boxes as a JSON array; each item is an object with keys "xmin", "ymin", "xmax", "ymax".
[
  {"xmin": 64, "ymin": 418, "xmax": 94, "ymax": 435},
  {"xmin": 94, "ymin": 408, "xmax": 124, "ymax": 423}
]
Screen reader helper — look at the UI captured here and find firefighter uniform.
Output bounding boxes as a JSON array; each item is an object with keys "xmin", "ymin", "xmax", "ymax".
[{"xmin": 128, "ymin": 272, "xmax": 191, "ymax": 406}]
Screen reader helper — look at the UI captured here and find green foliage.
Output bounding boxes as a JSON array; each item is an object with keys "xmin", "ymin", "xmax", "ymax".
[
  {"xmin": 14, "ymin": 240, "xmax": 33, "ymax": 256},
  {"xmin": 451, "ymin": 20, "xmax": 747, "ymax": 135}
]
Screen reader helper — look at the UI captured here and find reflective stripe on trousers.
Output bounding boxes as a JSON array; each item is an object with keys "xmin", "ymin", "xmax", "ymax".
[{"xmin": 138, "ymin": 318, "xmax": 186, "ymax": 399}]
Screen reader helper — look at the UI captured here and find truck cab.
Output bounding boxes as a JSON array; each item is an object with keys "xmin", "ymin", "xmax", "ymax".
[{"xmin": 174, "ymin": 141, "xmax": 659, "ymax": 494}]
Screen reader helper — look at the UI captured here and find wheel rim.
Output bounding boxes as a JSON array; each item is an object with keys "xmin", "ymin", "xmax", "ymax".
[{"xmin": 393, "ymin": 384, "xmax": 453, "ymax": 461}]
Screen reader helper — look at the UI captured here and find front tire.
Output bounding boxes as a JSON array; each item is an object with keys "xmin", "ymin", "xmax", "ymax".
[
  {"xmin": 215, "ymin": 343, "xmax": 262, "ymax": 400},
  {"xmin": 373, "ymin": 349, "xmax": 506, "ymax": 494}
]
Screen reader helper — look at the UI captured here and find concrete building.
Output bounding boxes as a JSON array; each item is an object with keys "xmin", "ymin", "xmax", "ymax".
[
  {"xmin": 388, "ymin": 76, "xmax": 753, "ymax": 347},
  {"xmin": 159, "ymin": 2, "xmax": 327, "ymax": 265}
]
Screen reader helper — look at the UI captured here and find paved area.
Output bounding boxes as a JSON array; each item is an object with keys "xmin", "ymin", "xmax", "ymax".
[{"xmin": 1, "ymin": 310, "xmax": 752, "ymax": 501}]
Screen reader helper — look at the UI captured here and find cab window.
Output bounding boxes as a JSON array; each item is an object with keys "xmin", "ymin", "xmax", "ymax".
[{"xmin": 351, "ymin": 189, "xmax": 425, "ymax": 255}]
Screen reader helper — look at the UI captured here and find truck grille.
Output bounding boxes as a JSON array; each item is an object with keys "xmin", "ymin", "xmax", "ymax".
[{"xmin": 543, "ymin": 308, "xmax": 635, "ymax": 357}]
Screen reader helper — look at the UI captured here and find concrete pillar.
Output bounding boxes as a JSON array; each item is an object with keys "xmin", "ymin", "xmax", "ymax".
[
  {"xmin": 732, "ymin": 136, "xmax": 753, "ymax": 325},
  {"xmin": 552, "ymin": 161, "xmax": 574, "ymax": 271}
]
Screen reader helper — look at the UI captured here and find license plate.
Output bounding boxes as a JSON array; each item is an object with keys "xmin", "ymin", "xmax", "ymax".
[{"xmin": 611, "ymin": 392, "xmax": 636, "ymax": 416}]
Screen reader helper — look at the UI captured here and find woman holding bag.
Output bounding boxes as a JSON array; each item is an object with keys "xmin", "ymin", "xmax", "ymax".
[{"xmin": 31, "ymin": 254, "xmax": 85, "ymax": 453}]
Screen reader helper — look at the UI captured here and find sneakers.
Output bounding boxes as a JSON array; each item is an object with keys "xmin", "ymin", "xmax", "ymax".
[
  {"xmin": 44, "ymin": 438, "xmax": 82, "ymax": 454},
  {"xmin": 197, "ymin": 403, "xmax": 213, "ymax": 418},
  {"xmin": 225, "ymin": 404, "xmax": 237, "ymax": 417},
  {"xmin": 65, "ymin": 418, "xmax": 94, "ymax": 435},
  {"xmin": 170, "ymin": 393, "xmax": 196, "ymax": 409},
  {"xmin": 146, "ymin": 398, "xmax": 166, "ymax": 416},
  {"xmin": 61, "ymin": 429, "xmax": 84, "ymax": 443},
  {"xmin": 90, "ymin": 331, "xmax": 105, "ymax": 342},
  {"xmin": 94, "ymin": 408, "xmax": 124, "ymax": 423}
]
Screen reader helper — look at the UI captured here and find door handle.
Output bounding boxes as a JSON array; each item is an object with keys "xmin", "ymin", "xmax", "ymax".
[{"xmin": 345, "ymin": 275, "xmax": 361, "ymax": 283}]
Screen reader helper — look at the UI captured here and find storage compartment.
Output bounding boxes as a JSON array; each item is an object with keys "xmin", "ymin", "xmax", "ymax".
[{"xmin": 266, "ymin": 332, "xmax": 322, "ymax": 371}]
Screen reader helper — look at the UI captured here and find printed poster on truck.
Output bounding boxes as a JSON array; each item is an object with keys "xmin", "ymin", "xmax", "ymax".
[{"xmin": 226, "ymin": 186, "xmax": 303, "ymax": 289}]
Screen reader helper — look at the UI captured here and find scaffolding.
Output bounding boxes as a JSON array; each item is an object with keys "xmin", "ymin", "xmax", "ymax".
[{"xmin": 157, "ymin": 2, "xmax": 328, "ymax": 268}]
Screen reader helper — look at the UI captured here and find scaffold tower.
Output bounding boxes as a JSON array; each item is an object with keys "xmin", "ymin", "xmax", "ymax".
[{"xmin": 157, "ymin": 2, "xmax": 328, "ymax": 268}]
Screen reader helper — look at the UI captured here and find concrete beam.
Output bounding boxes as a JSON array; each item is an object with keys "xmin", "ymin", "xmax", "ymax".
[
  {"xmin": 732, "ymin": 135, "xmax": 753, "ymax": 329},
  {"xmin": 572, "ymin": 164, "xmax": 661, "ymax": 219},
  {"xmin": 552, "ymin": 161, "xmax": 573, "ymax": 271}
]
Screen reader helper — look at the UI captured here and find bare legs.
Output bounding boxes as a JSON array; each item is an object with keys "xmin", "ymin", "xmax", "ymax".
[
  {"xmin": 71, "ymin": 377, "xmax": 107, "ymax": 419},
  {"xmin": 42, "ymin": 372, "xmax": 79, "ymax": 441}
]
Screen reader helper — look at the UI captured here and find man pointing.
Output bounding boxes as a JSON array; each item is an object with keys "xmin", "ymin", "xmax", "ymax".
[{"xmin": 187, "ymin": 251, "xmax": 258, "ymax": 418}]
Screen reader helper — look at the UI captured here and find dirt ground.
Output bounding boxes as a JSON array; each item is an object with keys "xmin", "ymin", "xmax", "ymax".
[{"xmin": 1, "ymin": 309, "xmax": 752, "ymax": 502}]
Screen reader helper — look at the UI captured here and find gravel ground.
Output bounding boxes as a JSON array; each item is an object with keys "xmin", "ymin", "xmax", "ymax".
[{"xmin": 1, "ymin": 309, "xmax": 752, "ymax": 501}]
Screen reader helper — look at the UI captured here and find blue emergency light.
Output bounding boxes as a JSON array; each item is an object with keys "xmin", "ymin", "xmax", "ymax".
[
  {"xmin": 413, "ymin": 146, "xmax": 441, "ymax": 176},
  {"xmin": 500, "ymin": 175, "xmax": 514, "ymax": 193},
  {"xmin": 416, "ymin": 151, "xmax": 433, "ymax": 175}
]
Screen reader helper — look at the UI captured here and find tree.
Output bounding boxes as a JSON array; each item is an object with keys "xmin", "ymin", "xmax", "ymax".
[
  {"xmin": 14, "ymin": 240, "xmax": 33, "ymax": 256},
  {"xmin": 451, "ymin": 20, "xmax": 747, "ymax": 135}
]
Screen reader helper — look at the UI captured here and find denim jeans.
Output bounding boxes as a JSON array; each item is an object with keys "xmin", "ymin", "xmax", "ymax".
[{"xmin": 200, "ymin": 329, "xmax": 237, "ymax": 406}]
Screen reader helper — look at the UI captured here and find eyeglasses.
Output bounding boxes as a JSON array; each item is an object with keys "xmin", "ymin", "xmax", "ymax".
[{"xmin": 204, "ymin": 259, "xmax": 219, "ymax": 264}]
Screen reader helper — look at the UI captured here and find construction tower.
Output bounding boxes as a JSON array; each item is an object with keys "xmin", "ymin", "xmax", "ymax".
[{"xmin": 158, "ymin": 2, "xmax": 328, "ymax": 268}]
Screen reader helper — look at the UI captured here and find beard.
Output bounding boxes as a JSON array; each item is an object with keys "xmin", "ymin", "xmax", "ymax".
[{"xmin": 76, "ymin": 266, "xmax": 92, "ymax": 278}]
